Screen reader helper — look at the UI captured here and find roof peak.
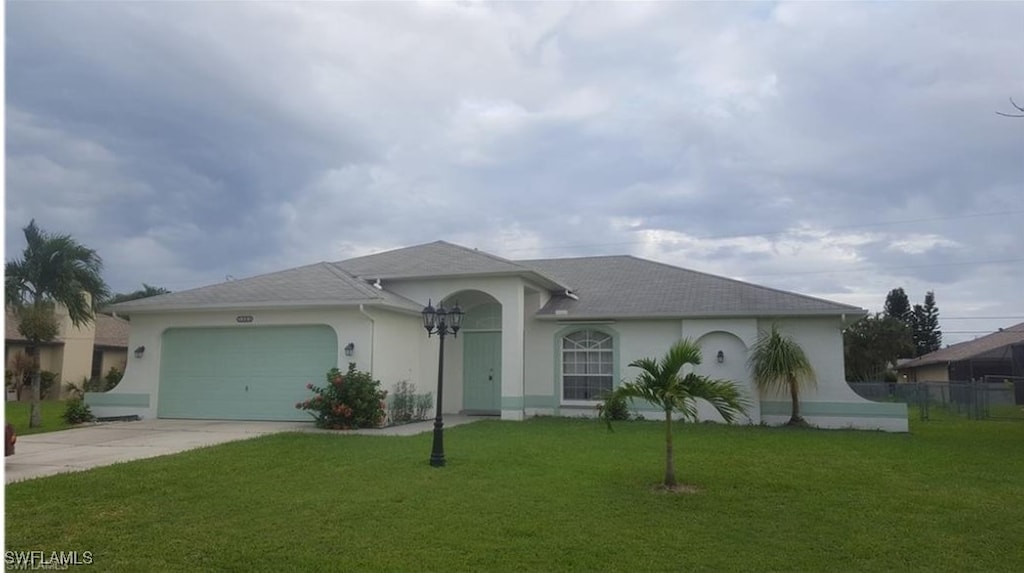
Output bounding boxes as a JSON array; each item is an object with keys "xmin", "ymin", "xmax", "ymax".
[{"xmin": 336, "ymin": 240, "xmax": 570, "ymax": 290}]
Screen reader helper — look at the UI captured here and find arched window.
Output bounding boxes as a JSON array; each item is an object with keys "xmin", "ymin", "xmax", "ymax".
[{"xmin": 562, "ymin": 330, "xmax": 614, "ymax": 401}]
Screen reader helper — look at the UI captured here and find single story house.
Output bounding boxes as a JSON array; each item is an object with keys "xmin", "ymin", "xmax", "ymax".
[
  {"xmin": 5, "ymin": 307, "xmax": 130, "ymax": 398},
  {"xmin": 90, "ymin": 241, "xmax": 907, "ymax": 431},
  {"xmin": 896, "ymin": 322, "xmax": 1024, "ymax": 383}
]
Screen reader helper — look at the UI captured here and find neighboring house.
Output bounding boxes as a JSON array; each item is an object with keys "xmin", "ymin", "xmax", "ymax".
[
  {"xmin": 5, "ymin": 307, "xmax": 130, "ymax": 397},
  {"xmin": 90, "ymin": 241, "xmax": 907, "ymax": 431},
  {"xmin": 896, "ymin": 323, "xmax": 1024, "ymax": 383}
]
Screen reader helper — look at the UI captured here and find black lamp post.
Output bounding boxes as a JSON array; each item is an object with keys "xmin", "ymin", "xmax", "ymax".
[{"xmin": 422, "ymin": 299, "xmax": 464, "ymax": 467}]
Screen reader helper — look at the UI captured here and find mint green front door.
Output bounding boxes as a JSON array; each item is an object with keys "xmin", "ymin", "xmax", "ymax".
[
  {"xmin": 158, "ymin": 325, "xmax": 337, "ymax": 421},
  {"xmin": 462, "ymin": 331, "xmax": 501, "ymax": 414}
]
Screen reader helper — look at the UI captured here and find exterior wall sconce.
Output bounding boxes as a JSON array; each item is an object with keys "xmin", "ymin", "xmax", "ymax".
[
  {"xmin": 134, "ymin": 346, "xmax": 146, "ymax": 359},
  {"xmin": 344, "ymin": 342, "xmax": 355, "ymax": 357},
  {"xmin": 716, "ymin": 350, "xmax": 725, "ymax": 364}
]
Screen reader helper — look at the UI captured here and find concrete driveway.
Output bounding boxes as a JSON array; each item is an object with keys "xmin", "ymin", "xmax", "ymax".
[
  {"xmin": 4, "ymin": 419, "xmax": 307, "ymax": 484},
  {"xmin": 5, "ymin": 416, "xmax": 482, "ymax": 484}
]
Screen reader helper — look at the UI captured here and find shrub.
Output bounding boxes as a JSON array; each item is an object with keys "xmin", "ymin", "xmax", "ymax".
[
  {"xmin": 597, "ymin": 390, "xmax": 632, "ymax": 421},
  {"xmin": 388, "ymin": 380, "xmax": 433, "ymax": 425},
  {"xmin": 82, "ymin": 366, "xmax": 123, "ymax": 392},
  {"xmin": 415, "ymin": 393, "xmax": 433, "ymax": 420},
  {"xmin": 63, "ymin": 398, "xmax": 95, "ymax": 424},
  {"xmin": 104, "ymin": 367, "xmax": 124, "ymax": 391},
  {"xmin": 295, "ymin": 363, "xmax": 387, "ymax": 429},
  {"xmin": 6, "ymin": 351, "xmax": 33, "ymax": 398},
  {"xmin": 65, "ymin": 380, "xmax": 87, "ymax": 399},
  {"xmin": 84, "ymin": 367, "xmax": 125, "ymax": 393},
  {"xmin": 84, "ymin": 377, "xmax": 106, "ymax": 393}
]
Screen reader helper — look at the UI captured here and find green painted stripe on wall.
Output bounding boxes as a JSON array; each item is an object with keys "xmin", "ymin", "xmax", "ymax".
[
  {"xmin": 760, "ymin": 401, "xmax": 907, "ymax": 418},
  {"xmin": 85, "ymin": 393, "xmax": 151, "ymax": 408},
  {"xmin": 501, "ymin": 396, "xmax": 524, "ymax": 409},
  {"xmin": 525, "ymin": 395, "xmax": 557, "ymax": 408}
]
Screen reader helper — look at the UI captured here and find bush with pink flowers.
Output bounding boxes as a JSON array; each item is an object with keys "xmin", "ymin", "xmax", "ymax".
[{"xmin": 295, "ymin": 363, "xmax": 387, "ymax": 429}]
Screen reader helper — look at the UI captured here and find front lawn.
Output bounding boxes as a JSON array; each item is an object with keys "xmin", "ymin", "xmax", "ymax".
[
  {"xmin": 5, "ymin": 416, "xmax": 1023, "ymax": 572},
  {"xmin": 5, "ymin": 400, "xmax": 70, "ymax": 435}
]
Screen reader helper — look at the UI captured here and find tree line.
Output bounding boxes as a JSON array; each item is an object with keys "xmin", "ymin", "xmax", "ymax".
[{"xmin": 843, "ymin": 287, "xmax": 942, "ymax": 382}]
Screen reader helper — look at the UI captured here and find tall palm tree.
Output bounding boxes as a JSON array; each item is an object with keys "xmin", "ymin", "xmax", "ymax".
[
  {"xmin": 748, "ymin": 324, "xmax": 816, "ymax": 427},
  {"xmin": 6, "ymin": 220, "xmax": 109, "ymax": 427},
  {"xmin": 600, "ymin": 339, "xmax": 748, "ymax": 488}
]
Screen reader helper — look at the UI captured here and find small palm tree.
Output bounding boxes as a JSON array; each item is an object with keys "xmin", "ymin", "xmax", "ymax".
[
  {"xmin": 600, "ymin": 339, "xmax": 748, "ymax": 488},
  {"xmin": 748, "ymin": 324, "xmax": 816, "ymax": 427},
  {"xmin": 6, "ymin": 220, "xmax": 109, "ymax": 427}
]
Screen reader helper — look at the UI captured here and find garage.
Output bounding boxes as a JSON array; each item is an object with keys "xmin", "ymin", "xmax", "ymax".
[{"xmin": 157, "ymin": 325, "xmax": 338, "ymax": 421}]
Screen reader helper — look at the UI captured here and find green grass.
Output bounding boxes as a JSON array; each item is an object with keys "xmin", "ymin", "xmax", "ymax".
[
  {"xmin": 5, "ymin": 400, "xmax": 70, "ymax": 435},
  {"xmin": 986, "ymin": 403, "xmax": 1024, "ymax": 420},
  {"xmin": 6, "ymin": 417, "xmax": 1024, "ymax": 572}
]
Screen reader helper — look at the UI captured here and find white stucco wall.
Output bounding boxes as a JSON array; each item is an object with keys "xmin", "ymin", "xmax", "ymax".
[
  {"xmin": 523, "ymin": 314, "xmax": 906, "ymax": 432},
  {"xmin": 382, "ymin": 276, "xmax": 537, "ymax": 420},
  {"xmin": 88, "ymin": 307, "xmax": 375, "ymax": 419},
  {"xmin": 753, "ymin": 317, "xmax": 908, "ymax": 432},
  {"xmin": 360, "ymin": 306, "xmax": 426, "ymax": 400},
  {"xmin": 524, "ymin": 318, "xmax": 701, "ymax": 418},
  {"xmin": 88, "ymin": 275, "xmax": 904, "ymax": 431},
  {"xmin": 686, "ymin": 319, "xmax": 759, "ymax": 424}
]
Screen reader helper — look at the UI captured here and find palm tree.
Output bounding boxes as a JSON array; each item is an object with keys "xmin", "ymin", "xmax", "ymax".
[
  {"xmin": 599, "ymin": 339, "xmax": 748, "ymax": 489},
  {"xmin": 6, "ymin": 220, "xmax": 109, "ymax": 427},
  {"xmin": 748, "ymin": 324, "xmax": 816, "ymax": 427}
]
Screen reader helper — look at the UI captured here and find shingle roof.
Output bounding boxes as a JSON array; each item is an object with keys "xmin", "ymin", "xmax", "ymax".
[
  {"xmin": 521, "ymin": 255, "xmax": 865, "ymax": 319},
  {"xmin": 108, "ymin": 262, "xmax": 423, "ymax": 314},
  {"xmin": 337, "ymin": 241, "xmax": 569, "ymax": 290},
  {"xmin": 94, "ymin": 314, "xmax": 131, "ymax": 348},
  {"xmin": 896, "ymin": 322, "xmax": 1024, "ymax": 369},
  {"xmin": 102, "ymin": 242, "xmax": 863, "ymax": 319},
  {"xmin": 4, "ymin": 308, "xmax": 129, "ymax": 348}
]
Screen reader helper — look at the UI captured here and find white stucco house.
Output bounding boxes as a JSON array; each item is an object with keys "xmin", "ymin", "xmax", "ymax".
[{"xmin": 89, "ymin": 241, "xmax": 907, "ymax": 431}]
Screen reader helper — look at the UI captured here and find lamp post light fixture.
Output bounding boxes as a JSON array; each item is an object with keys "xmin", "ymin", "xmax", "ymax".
[{"xmin": 421, "ymin": 298, "xmax": 464, "ymax": 467}]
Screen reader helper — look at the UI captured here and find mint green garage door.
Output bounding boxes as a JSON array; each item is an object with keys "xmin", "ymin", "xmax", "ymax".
[{"xmin": 158, "ymin": 325, "xmax": 338, "ymax": 421}]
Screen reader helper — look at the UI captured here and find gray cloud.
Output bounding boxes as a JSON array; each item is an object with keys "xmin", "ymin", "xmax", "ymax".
[{"xmin": 6, "ymin": 2, "xmax": 1023, "ymax": 344}]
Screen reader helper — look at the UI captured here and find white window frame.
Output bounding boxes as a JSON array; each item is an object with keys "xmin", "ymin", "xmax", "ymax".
[{"xmin": 560, "ymin": 329, "xmax": 614, "ymax": 404}]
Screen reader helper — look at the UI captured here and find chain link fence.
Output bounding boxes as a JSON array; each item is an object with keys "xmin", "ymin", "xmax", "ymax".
[{"xmin": 848, "ymin": 376, "xmax": 1024, "ymax": 421}]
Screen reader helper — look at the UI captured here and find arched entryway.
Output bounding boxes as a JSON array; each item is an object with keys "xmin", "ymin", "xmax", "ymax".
[{"xmin": 447, "ymin": 291, "xmax": 502, "ymax": 415}]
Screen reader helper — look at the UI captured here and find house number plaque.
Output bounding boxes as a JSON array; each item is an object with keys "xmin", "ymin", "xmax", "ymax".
[{"xmin": 236, "ymin": 315, "xmax": 254, "ymax": 323}]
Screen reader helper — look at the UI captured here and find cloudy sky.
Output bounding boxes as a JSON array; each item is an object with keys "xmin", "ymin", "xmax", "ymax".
[{"xmin": 5, "ymin": 2, "xmax": 1023, "ymax": 344}]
